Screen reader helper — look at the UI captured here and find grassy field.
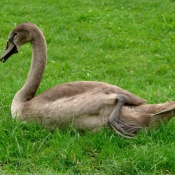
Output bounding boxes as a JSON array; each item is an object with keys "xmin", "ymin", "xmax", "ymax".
[{"xmin": 1, "ymin": 0, "xmax": 175, "ymax": 174}]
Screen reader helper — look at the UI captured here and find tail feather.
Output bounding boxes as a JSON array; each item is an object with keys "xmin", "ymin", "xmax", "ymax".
[{"xmin": 149, "ymin": 107, "xmax": 175, "ymax": 128}]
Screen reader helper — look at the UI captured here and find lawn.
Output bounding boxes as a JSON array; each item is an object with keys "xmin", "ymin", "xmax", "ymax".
[{"xmin": 0, "ymin": 0, "xmax": 175, "ymax": 174}]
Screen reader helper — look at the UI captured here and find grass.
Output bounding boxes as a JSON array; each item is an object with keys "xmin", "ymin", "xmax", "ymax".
[{"xmin": 1, "ymin": 0, "xmax": 175, "ymax": 174}]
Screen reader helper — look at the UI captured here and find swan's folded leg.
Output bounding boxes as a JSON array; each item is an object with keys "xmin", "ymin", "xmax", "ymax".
[{"xmin": 108, "ymin": 94, "xmax": 141, "ymax": 138}]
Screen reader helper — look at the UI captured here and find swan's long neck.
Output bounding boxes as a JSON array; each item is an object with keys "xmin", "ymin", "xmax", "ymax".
[{"xmin": 13, "ymin": 30, "xmax": 47, "ymax": 103}]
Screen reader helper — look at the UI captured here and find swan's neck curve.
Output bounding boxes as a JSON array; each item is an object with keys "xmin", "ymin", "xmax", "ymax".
[{"xmin": 12, "ymin": 29, "xmax": 47, "ymax": 105}]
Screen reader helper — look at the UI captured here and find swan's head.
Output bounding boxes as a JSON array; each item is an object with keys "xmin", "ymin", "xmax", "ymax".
[{"xmin": 0, "ymin": 22, "xmax": 39, "ymax": 62}]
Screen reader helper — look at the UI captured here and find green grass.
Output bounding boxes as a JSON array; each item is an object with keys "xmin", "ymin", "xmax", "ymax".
[{"xmin": 1, "ymin": 0, "xmax": 175, "ymax": 174}]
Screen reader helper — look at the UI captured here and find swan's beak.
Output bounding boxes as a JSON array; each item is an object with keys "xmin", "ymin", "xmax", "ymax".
[{"xmin": 0, "ymin": 40, "xmax": 18, "ymax": 63}]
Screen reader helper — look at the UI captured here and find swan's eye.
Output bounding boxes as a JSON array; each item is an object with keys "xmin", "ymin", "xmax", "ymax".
[
  {"xmin": 8, "ymin": 33, "xmax": 17, "ymax": 44},
  {"xmin": 14, "ymin": 33, "xmax": 18, "ymax": 37}
]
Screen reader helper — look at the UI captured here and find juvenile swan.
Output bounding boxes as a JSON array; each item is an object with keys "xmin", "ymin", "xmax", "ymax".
[{"xmin": 1, "ymin": 22, "xmax": 175, "ymax": 138}]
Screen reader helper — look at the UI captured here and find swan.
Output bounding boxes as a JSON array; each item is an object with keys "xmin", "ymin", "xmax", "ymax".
[{"xmin": 1, "ymin": 22, "xmax": 175, "ymax": 138}]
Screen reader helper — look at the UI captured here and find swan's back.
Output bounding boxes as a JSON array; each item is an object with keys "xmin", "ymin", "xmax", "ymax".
[{"xmin": 37, "ymin": 81, "xmax": 146, "ymax": 105}]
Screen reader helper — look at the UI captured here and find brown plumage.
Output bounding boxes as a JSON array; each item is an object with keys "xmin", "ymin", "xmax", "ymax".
[{"xmin": 1, "ymin": 22, "xmax": 175, "ymax": 138}]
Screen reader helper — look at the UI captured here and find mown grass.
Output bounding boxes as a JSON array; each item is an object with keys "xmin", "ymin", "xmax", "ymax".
[{"xmin": 1, "ymin": 0, "xmax": 175, "ymax": 174}]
